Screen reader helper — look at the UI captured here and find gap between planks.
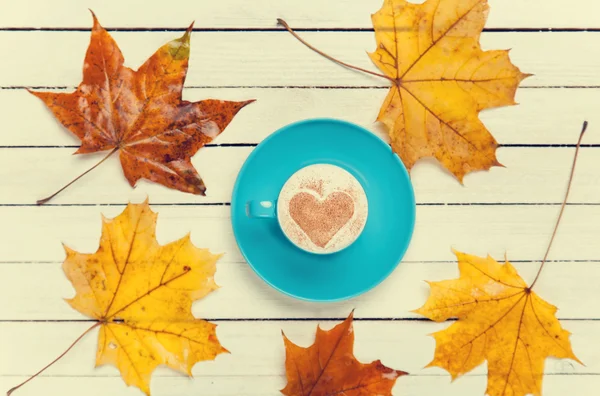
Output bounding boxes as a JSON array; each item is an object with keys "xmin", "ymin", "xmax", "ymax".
[
  {"xmin": 4, "ymin": 86, "xmax": 600, "ymax": 90},
  {"xmin": 3, "ymin": 27, "xmax": 600, "ymax": 33},
  {"xmin": 2, "ymin": 259, "xmax": 600, "ymax": 264},
  {"xmin": 0, "ymin": 373, "xmax": 594, "ymax": 378},
  {"xmin": 0, "ymin": 318, "xmax": 597, "ymax": 323},
  {"xmin": 4, "ymin": 144, "xmax": 600, "ymax": 148},
  {"xmin": 0, "ymin": 203, "xmax": 600, "ymax": 207}
]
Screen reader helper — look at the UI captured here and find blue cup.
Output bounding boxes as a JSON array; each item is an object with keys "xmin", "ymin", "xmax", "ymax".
[{"xmin": 245, "ymin": 163, "xmax": 369, "ymax": 255}]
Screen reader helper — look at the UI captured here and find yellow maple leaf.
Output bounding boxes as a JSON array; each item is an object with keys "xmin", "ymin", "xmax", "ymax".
[
  {"xmin": 368, "ymin": 0, "xmax": 529, "ymax": 180},
  {"xmin": 279, "ymin": 0, "xmax": 529, "ymax": 181},
  {"xmin": 61, "ymin": 200, "xmax": 225, "ymax": 395},
  {"xmin": 415, "ymin": 250, "xmax": 581, "ymax": 396}
]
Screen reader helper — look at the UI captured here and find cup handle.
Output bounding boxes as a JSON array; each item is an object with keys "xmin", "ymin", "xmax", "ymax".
[{"xmin": 246, "ymin": 200, "xmax": 276, "ymax": 218}]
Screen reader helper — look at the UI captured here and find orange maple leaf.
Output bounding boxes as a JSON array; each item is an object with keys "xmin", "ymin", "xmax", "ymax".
[
  {"xmin": 414, "ymin": 250, "xmax": 581, "ymax": 396},
  {"xmin": 32, "ymin": 13, "xmax": 253, "ymax": 204},
  {"xmin": 281, "ymin": 312, "xmax": 407, "ymax": 396},
  {"xmin": 8, "ymin": 200, "xmax": 225, "ymax": 395},
  {"xmin": 279, "ymin": 0, "xmax": 528, "ymax": 181}
]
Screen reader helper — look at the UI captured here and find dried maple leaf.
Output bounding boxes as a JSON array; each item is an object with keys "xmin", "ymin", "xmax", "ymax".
[
  {"xmin": 279, "ymin": 0, "xmax": 528, "ymax": 181},
  {"xmin": 414, "ymin": 250, "xmax": 580, "ymax": 396},
  {"xmin": 281, "ymin": 312, "xmax": 407, "ymax": 396},
  {"xmin": 33, "ymin": 13, "xmax": 253, "ymax": 204},
  {"xmin": 8, "ymin": 200, "xmax": 225, "ymax": 395},
  {"xmin": 413, "ymin": 122, "xmax": 588, "ymax": 396}
]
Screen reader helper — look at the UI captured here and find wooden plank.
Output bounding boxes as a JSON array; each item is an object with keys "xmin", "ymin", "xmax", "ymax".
[
  {"xmin": 0, "ymin": 205, "xmax": 596, "ymax": 263},
  {"xmin": 0, "ymin": 147, "xmax": 249, "ymax": 205},
  {"xmin": 0, "ymin": 261, "xmax": 596, "ymax": 320},
  {"xmin": 1, "ymin": 32, "xmax": 598, "ymax": 87},
  {"xmin": 0, "ymin": 321, "xmax": 593, "ymax": 378},
  {"xmin": 0, "ymin": 0, "xmax": 597, "ymax": 29},
  {"xmin": 1, "ymin": 88, "xmax": 596, "ymax": 147},
  {"xmin": 1, "ymin": 146, "xmax": 598, "ymax": 205},
  {"xmin": 1, "ymin": 374, "xmax": 598, "ymax": 396}
]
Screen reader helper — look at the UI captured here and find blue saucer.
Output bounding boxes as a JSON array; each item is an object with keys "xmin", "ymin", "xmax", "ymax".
[{"xmin": 231, "ymin": 118, "xmax": 415, "ymax": 302}]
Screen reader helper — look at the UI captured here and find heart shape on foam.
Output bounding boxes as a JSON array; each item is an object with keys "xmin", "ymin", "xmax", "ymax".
[{"xmin": 288, "ymin": 191, "xmax": 355, "ymax": 248}]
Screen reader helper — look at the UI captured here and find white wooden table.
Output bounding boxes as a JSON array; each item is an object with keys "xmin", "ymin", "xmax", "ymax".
[{"xmin": 1, "ymin": 0, "xmax": 599, "ymax": 395}]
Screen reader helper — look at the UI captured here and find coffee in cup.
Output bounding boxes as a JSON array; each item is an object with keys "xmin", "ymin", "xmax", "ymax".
[{"xmin": 276, "ymin": 164, "xmax": 368, "ymax": 254}]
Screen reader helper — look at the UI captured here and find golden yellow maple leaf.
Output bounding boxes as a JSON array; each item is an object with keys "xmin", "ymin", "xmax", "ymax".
[
  {"xmin": 414, "ymin": 250, "xmax": 580, "ymax": 396},
  {"xmin": 62, "ymin": 200, "xmax": 226, "ymax": 395},
  {"xmin": 278, "ymin": 0, "xmax": 528, "ymax": 181},
  {"xmin": 368, "ymin": 0, "xmax": 529, "ymax": 180}
]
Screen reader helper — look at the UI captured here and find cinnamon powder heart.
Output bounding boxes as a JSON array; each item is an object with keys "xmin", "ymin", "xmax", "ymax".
[{"xmin": 288, "ymin": 191, "xmax": 355, "ymax": 248}]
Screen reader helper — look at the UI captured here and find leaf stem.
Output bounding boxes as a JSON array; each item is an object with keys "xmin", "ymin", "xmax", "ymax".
[
  {"xmin": 276, "ymin": 18, "xmax": 395, "ymax": 83},
  {"xmin": 530, "ymin": 121, "xmax": 588, "ymax": 289},
  {"xmin": 6, "ymin": 322, "xmax": 101, "ymax": 395},
  {"xmin": 37, "ymin": 147, "xmax": 119, "ymax": 205}
]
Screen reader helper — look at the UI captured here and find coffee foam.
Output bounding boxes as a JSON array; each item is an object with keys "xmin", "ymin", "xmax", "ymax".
[{"xmin": 277, "ymin": 164, "xmax": 368, "ymax": 254}]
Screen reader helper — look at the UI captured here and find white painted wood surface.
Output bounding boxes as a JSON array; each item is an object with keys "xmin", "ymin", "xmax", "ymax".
[
  {"xmin": 1, "ymin": 0, "xmax": 599, "ymax": 395},
  {"xmin": 0, "ymin": 0, "xmax": 598, "ymax": 28},
  {"xmin": 2, "ymin": 32, "xmax": 600, "ymax": 87}
]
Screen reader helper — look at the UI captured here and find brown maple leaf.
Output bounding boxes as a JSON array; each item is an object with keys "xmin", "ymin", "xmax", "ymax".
[
  {"xmin": 279, "ymin": 0, "xmax": 528, "ymax": 181},
  {"xmin": 281, "ymin": 312, "xmax": 407, "ymax": 396},
  {"xmin": 8, "ymin": 200, "xmax": 225, "ymax": 395},
  {"xmin": 32, "ymin": 12, "xmax": 253, "ymax": 204}
]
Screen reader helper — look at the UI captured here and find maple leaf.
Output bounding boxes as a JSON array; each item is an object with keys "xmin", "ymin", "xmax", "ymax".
[
  {"xmin": 281, "ymin": 312, "xmax": 407, "ymax": 396},
  {"xmin": 8, "ymin": 200, "xmax": 225, "ymax": 396},
  {"xmin": 32, "ymin": 12, "xmax": 253, "ymax": 204},
  {"xmin": 413, "ymin": 122, "xmax": 588, "ymax": 396},
  {"xmin": 414, "ymin": 250, "xmax": 581, "ymax": 396},
  {"xmin": 279, "ymin": 0, "xmax": 528, "ymax": 181}
]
